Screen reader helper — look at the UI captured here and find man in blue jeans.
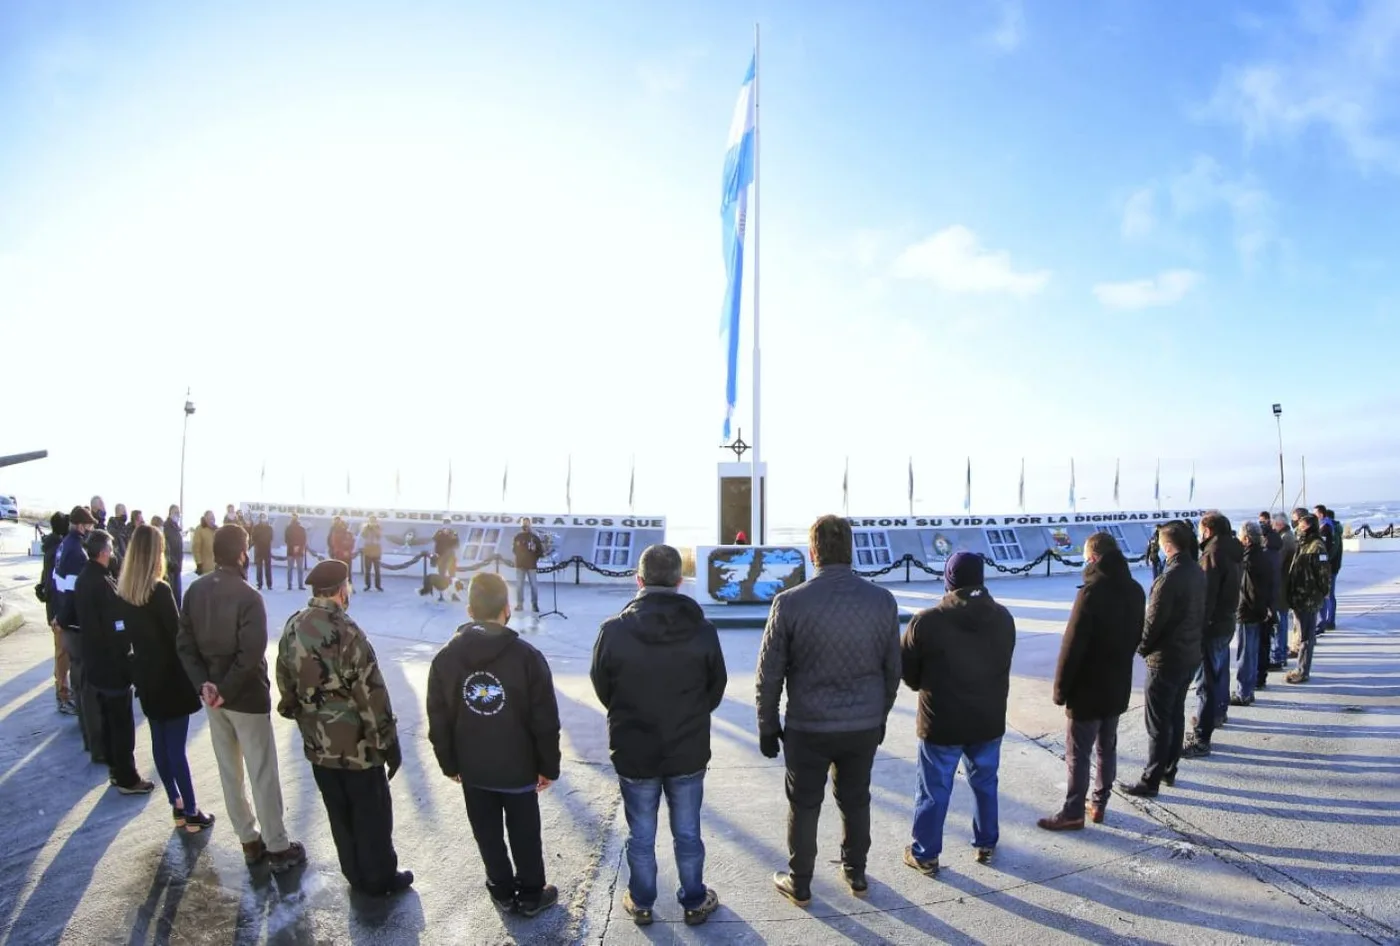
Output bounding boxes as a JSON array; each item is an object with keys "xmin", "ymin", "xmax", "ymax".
[
  {"xmin": 1269, "ymin": 514, "xmax": 1294, "ymax": 668},
  {"xmin": 591, "ymin": 544, "xmax": 726, "ymax": 926},
  {"xmin": 1184, "ymin": 512, "xmax": 1241, "ymax": 759},
  {"xmin": 900, "ymin": 552, "xmax": 1016, "ymax": 872}
]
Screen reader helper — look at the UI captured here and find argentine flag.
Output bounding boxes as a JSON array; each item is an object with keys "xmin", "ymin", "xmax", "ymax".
[{"xmin": 720, "ymin": 53, "xmax": 756, "ymax": 439}]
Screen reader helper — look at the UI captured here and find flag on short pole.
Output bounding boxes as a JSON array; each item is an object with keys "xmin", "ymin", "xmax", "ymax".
[
  {"xmin": 260, "ymin": 461, "xmax": 266, "ymax": 496},
  {"xmin": 502, "ymin": 463, "xmax": 509, "ymax": 503},
  {"xmin": 1017, "ymin": 458, "xmax": 1024, "ymax": 512},
  {"xmin": 907, "ymin": 457, "xmax": 914, "ymax": 516},
  {"xmin": 964, "ymin": 457, "xmax": 972, "ymax": 513},
  {"xmin": 446, "ymin": 460, "xmax": 453, "ymax": 508},
  {"xmin": 566, "ymin": 454, "xmax": 573, "ymax": 514},
  {"xmin": 629, "ymin": 456, "xmax": 636, "ymax": 513},
  {"xmin": 842, "ymin": 457, "xmax": 849, "ymax": 516},
  {"xmin": 1154, "ymin": 459, "xmax": 1161, "ymax": 508},
  {"xmin": 1069, "ymin": 459, "xmax": 1077, "ymax": 512},
  {"xmin": 1189, "ymin": 462, "xmax": 1196, "ymax": 504},
  {"xmin": 1113, "ymin": 458, "xmax": 1121, "ymax": 507},
  {"xmin": 720, "ymin": 52, "xmax": 757, "ymax": 439}
]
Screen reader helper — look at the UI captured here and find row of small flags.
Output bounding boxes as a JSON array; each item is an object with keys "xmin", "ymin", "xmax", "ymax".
[
  {"xmin": 842, "ymin": 458, "xmax": 1197, "ymax": 513},
  {"xmin": 258, "ymin": 455, "xmax": 639, "ymax": 514}
]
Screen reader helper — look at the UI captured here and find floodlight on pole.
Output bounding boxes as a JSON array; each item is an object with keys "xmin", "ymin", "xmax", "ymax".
[
  {"xmin": 1272, "ymin": 403, "xmax": 1285, "ymax": 516},
  {"xmin": 180, "ymin": 389, "xmax": 196, "ymax": 518}
]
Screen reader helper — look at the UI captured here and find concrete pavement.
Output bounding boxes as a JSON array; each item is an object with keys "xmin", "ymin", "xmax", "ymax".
[{"xmin": 0, "ymin": 524, "xmax": 1397, "ymax": 945}]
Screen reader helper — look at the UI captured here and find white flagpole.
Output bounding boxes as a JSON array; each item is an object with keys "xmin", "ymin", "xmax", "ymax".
[{"xmin": 749, "ymin": 22, "xmax": 763, "ymax": 546}]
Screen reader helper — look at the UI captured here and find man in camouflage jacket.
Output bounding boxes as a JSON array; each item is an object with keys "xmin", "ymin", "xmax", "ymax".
[{"xmin": 275, "ymin": 559, "xmax": 412, "ymax": 896}]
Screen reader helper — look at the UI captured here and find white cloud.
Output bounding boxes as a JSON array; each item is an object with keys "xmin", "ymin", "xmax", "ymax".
[
  {"xmin": 1120, "ymin": 156, "xmax": 1276, "ymax": 267},
  {"xmin": 891, "ymin": 225, "xmax": 1049, "ymax": 297},
  {"xmin": 1093, "ymin": 269, "xmax": 1201, "ymax": 310},
  {"xmin": 989, "ymin": 0, "xmax": 1026, "ymax": 52},
  {"xmin": 1202, "ymin": 1, "xmax": 1400, "ymax": 173},
  {"xmin": 1120, "ymin": 187, "xmax": 1157, "ymax": 239}
]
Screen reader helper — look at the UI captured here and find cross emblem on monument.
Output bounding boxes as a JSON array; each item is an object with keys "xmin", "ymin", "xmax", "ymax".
[{"xmin": 722, "ymin": 429, "xmax": 751, "ymax": 462}]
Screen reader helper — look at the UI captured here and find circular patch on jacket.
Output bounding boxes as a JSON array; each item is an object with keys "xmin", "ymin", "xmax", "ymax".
[{"xmin": 462, "ymin": 671, "xmax": 506, "ymax": 716}]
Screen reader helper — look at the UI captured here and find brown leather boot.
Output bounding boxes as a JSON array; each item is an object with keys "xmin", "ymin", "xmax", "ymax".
[{"xmin": 242, "ymin": 838, "xmax": 267, "ymax": 865}]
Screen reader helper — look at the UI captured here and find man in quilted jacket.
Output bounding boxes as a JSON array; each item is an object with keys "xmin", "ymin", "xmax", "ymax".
[{"xmin": 755, "ymin": 515, "xmax": 901, "ymax": 908}]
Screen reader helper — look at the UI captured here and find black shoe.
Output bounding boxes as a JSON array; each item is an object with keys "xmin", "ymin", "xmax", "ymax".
[
  {"xmin": 116, "ymin": 778, "xmax": 155, "ymax": 795},
  {"xmin": 517, "ymin": 885, "xmax": 558, "ymax": 918},
  {"xmin": 1161, "ymin": 770, "xmax": 1177, "ymax": 787},
  {"xmin": 1121, "ymin": 780, "xmax": 1159, "ymax": 798},
  {"xmin": 1181, "ymin": 740, "xmax": 1211, "ymax": 759},
  {"xmin": 683, "ymin": 888, "xmax": 720, "ymax": 926},
  {"xmin": 772, "ymin": 872, "xmax": 811, "ymax": 907},
  {"xmin": 1268, "ymin": 661, "xmax": 1285, "ymax": 671},
  {"xmin": 387, "ymin": 870, "xmax": 414, "ymax": 894},
  {"xmin": 490, "ymin": 894, "xmax": 515, "ymax": 913},
  {"xmin": 181, "ymin": 810, "xmax": 216, "ymax": 833},
  {"xmin": 841, "ymin": 865, "xmax": 868, "ymax": 897},
  {"xmin": 1230, "ymin": 694, "xmax": 1254, "ymax": 707}
]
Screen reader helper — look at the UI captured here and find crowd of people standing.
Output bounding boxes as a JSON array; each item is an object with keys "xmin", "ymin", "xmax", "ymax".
[{"xmin": 25, "ymin": 497, "xmax": 1351, "ymax": 925}]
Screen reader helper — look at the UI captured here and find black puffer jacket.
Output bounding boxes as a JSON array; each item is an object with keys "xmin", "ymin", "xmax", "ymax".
[
  {"xmin": 901, "ymin": 586, "xmax": 1016, "ymax": 745},
  {"xmin": 1237, "ymin": 542, "xmax": 1275, "ymax": 626},
  {"xmin": 1053, "ymin": 550, "xmax": 1146, "ymax": 720},
  {"xmin": 591, "ymin": 589, "xmax": 727, "ymax": 779},
  {"xmin": 1139, "ymin": 554, "xmax": 1205, "ymax": 671},
  {"xmin": 1201, "ymin": 532, "xmax": 1243, "ymax": 639}
]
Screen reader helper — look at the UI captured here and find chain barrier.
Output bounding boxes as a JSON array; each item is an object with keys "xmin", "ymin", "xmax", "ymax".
[
  {"xmin": 855, "ymin": 547, "xmax": 1149, "ymax": 580},
  {"xmin": 441, "ymin": 552, "xmax": 638, "ymax": 579},
  {"xmin": 1354, "ymin": 524, "xmax": 1397, "ymax": 539}
]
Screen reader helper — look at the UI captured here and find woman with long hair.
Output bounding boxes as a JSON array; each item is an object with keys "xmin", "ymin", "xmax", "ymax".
[{"xmin": 115, "ymin": 524, "xmax": 215, "ymax": 832}]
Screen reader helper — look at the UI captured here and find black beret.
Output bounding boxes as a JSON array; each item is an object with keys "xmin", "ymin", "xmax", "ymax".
[{"xmin": 307, "ymin": 559, "xmax": 349, "ymax": 590}]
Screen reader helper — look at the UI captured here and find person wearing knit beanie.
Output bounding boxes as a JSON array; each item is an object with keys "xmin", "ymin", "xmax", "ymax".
[
  {"xmin": 944, "ymin": 551, "xmax": 985, "ymax": 592},
  {"xmin": 900, "ymin": 549, "xmax": 1015, "ymax": 873}
]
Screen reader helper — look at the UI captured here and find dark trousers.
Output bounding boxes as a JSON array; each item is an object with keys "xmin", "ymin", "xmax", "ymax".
[
  {"xmin": 253, "ymin": 555, "xmax": 273, "ymax": 589},
  {"xmin": 363, "ymin": 555, "xmax": 382, "ymax": 590},
  {"xmin": 1063, "ymin": 715, "xmax": 1118, "ymax": 818},
  {"xmin": 782, "ymin": 727, "xmax": 881, "ymax": 882},
  {"xmin": 1142, "ymin": 665, "xmax": 1193, "ymax": 787},
  {"xmin": 168, "ymin": 565, "xmax": 183, "ymax": 607},
  {"xmin": 61, "ymin": 629, "xmax": 105, "ymax": 759},
  {"xmin": 463, "ymin": 786, "xmax": 545, "ymax": 904},
  {"xmin": 312, "ymin": 765, "xmax": 399, "ymax": 894},
  {"xmin": 96, "ymin": 689, "xmax": 138, "ymax": 786}
]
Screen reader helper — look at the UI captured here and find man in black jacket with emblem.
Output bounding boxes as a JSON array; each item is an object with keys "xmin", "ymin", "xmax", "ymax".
[
  {"xmin": 591, "ymin": 544, "xmax": 726, "ymax": 927},
  {"xmin": 756, "ymin": 515, "xmax": 900, "ymax": 907},
  {"xmin": 426, "ymin": 572, "xmax": 561, "ymax": 918},
  {"xmin": 1124, "ymin": 520, "xmax": 1205, "ymax": 797},
  {"xmin": 1038, "ymin": 533, "xmax": 1145, "ymax": 830}
]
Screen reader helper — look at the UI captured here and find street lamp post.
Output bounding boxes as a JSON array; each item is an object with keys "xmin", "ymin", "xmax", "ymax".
[
  {"xmin": 1272, "ymin": 403, "xmax": 1285, "ymax": 516},
  {"xmin": 180, "ymin": 390, "xmax": 196, "ymax": 517}
]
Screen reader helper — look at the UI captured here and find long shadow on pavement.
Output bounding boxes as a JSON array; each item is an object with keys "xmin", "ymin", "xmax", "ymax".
[
  {"xmin": 125, "ymin": 829, "xmax": 214, "ymax": 946},
  {"xmin": 0, "ymin": 656, "xmax": 55, "ymax": 710},
  {"xmin": 4, "ymin": 779, "xmax": 149, "ymax": 943}
]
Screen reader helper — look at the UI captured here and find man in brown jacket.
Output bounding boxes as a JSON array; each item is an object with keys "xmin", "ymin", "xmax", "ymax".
[{"xmin": 178, "ymin": 525, "xmax": 306, "ymax": 873}]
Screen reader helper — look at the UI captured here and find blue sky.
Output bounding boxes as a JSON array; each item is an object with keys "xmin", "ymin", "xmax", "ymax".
[{"xmin": 2, "ymin": 0, "xmax": 1398, "ymax": 527}]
